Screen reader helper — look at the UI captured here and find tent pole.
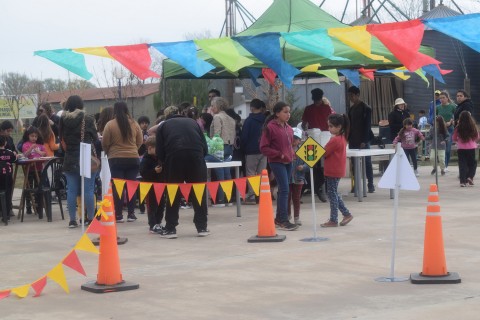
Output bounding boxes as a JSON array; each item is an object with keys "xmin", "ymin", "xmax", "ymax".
[{"xmin": 432, "ymin": 77, "xmax": 438, "ymax": 187}]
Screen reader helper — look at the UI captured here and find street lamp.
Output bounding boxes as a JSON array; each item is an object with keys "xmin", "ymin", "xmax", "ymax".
[{"xmin": 113, "ymin": 67, "xmax": 125, "ymax": 100}]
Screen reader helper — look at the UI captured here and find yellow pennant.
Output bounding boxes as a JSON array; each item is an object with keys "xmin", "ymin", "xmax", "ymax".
[
  {"xmin": 192, "ymin": 183, "xmax": 206, "ymax": 206},
  {"xmin": 220, "ymin": 181, "xmax": 234, "ymax": 202},
  {"xmin": 73, "ymin": 46, "xmax": 113, "ymax": 59},
  {"xmin": 113, "ymin": 180, "xmax": 126, "ymax": 199},
  {"xmin": 47, "ymin": 264, "xmax": 69, "ymax": 293},
  {"xmin": 75, "ymin": 234, "xmax": 100, "ymax": 254},
  {"xmin": 166, "ymin": 184, "xmax": 179, "ymax": 206},
  {"xmin": 247, "ymin": 176, "xmax": 261, "ymax": 196},
  {"xmin": 11, "ymin": 284, "xmax": 30, "ymax": 298},
  {"xmin": 316, "ymin": 69, "xmax": 340, "ymax": 84},
  {"xmin": 301, "ymin": 63, "xmax": 321, "ymax": 72},
  {"xmin": 139, "ymin": 182, "xmax": 152, "ymax": 204}
]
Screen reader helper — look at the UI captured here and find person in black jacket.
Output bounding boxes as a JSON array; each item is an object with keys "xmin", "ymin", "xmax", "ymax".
[
  {"xmin": 454, "ymin": 90, "xmax": 474, "ymax": 126},
  {"xmin": 156, "ymin": 107, "xmax": 209, "ymax": 239},
  {"xmin": 388, "ymin": 98, "xmax": 411, "ymax": 140}
]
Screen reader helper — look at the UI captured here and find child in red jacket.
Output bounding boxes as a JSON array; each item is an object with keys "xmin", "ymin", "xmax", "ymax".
[{"xmin": 321, "ymin": 114, "xmax": 353, "ymax": 227}]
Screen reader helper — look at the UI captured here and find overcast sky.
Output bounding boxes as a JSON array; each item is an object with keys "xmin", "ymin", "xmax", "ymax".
[{"xmin": 1, "ymin": 0, "xmax": 478, "ymax": 86}]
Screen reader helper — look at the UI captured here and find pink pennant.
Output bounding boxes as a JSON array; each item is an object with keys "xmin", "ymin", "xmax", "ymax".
[
  {"xmin": 86, "ymin": 218, "xmax": 107, "ymax": 235},
  {"xmin": 31, "ymin": 276, "xmax": 47, "ymax": 297},
  {"xmin": 359, "ymin": 67, "xmax": 376, "ymax": 80},
  {"xmin": 153, "ymin": 183, "xmax": 166, "ymax": 205},
  {"xmin": 262, "ymin": 68, "xmax": 277, "ymax": 87},
  {"xmin": 206, "ymin": 181, "xmax": 220, "ymax": 204},
  {"xmin": 126, "ymin": 180, "xmax": 140, "ymax": 202},
  {"xmin": 234, "ymin": 178, "xmax": 247, "ymax": 200},
  {"xmin": 367, "ymin": 20, "xmax": 440, "ymax": 71},
  {"xmin": 62, "ymin": 250, "xmax": 87, "ymax": 276},
  {"xmin": 105, "ymin": 44, "xmax": 160, "ymax": 80},
  {"xmin": 179, "ymin": 183, "xmax": 192, "ymax": 202},
  {"xmin": 0, "ymin": 290, "xmax": 10, "ymax": 300}
]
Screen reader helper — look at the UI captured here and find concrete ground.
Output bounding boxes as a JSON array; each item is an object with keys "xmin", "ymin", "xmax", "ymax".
[{"xmin": 1, "ymin": 165, "xmax": 479, "ymax": 320}]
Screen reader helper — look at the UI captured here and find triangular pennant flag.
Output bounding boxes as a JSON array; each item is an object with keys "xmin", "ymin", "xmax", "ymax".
[
  {"xmin": 105, "ymin": 44, "xmax": 160, "ymax": 80},
  {"xmin": 247, "ymin": 176, "xmax": 261, "ymax": 197},
  {"xmin": 11, "ymin": 284, "xmax": 30, "ymax": 298},
  {"xmin": 0, "ymin": 290, "xmax": 10, "ymax": 300},
  {"xmin": 234, "ymin": 177, "xmax": 247, "ymax": 200},
  {"xmin": 367, "ymin": 20, "xmax": 440, "ymax": 72},
  {"xmin": 62, "ymin": 250, "xmax": 87, "ymax": 276},
  {"xmin": 179, "ymin": 183, "xmax": 192, "ymax": 202},
  {"xmin": 31, "ymin": 276, "xmax": 47, "ymax": 297},
  {"xmin": 126, "ymin": 180, "xmax": 140, "ymax": 202},
  {"xmin": 415, "ymin": 68, "xmax": 430, "ymax": 86},
  {"xmin": 422, "ymin": 64, "xmax": 445, "ymax": 84},
  {"xmin": 339, "ymin": 69, "xmax": 360, "ymax": 88},
  {"xmin": 192, "ymin": 183, "xmax": 206, "ymax": 206},
  {"xmin": 150, "ymin": 41, "xmax": 215, "ymax": 77},
  {"xmin": 301, "ymin": 63, "xmax": 321, "ymax": 73},
  {"xmin": 139, "ymin": 182, "xmax": 152, "ymax": 204},
  {"xmin": 113, "ymin": 179, "xmax": 126, "ymax": 199},
  {"xmin": 166, "ymin": 184, "xmax": 179, "ymax": 206},
  {"xmin": 246, "ymin": 68, "xmax": 262, "ymax": 87},
  {"xmin": 47, "ymin": 263, "xmax": 69, "ymax": 293},
  {"xmin": 153, "ymin": 183, "xmax": 166, "ymax": 205},
  {"xmin": 75, "ymin": 234, "xmax": 100, "ymax": 254},
  {"xmin": 86, "ymin": 217, "xmax": 107, "ymax": 235},
  {"xmin": 316, "ymin": 69, "xmax": 340, "ymax": 84},
  {"xmin": 73, "ymin": 46, "xmax": 113, "ymax": 59},
  {"xmin": 34, "ymin": 49, "xmax": 93, "ymax": 80},
  {"xmin": 359, "ymin": 67, "xmax": 376, "ymax": 81},
  {"xmin": 195, "ymin": 38, "xmax": 254, "ymax": 72},
  {"xmin": 262, "ymin": 68, "xmax": 277, "ymax": 87},
  {"xmin": 206, "ymin": 181, "xmax": 220, "ymax": 204},
  {"xmin": 220, "ymin": 180, "xmax": 234, "ymax": 202}
]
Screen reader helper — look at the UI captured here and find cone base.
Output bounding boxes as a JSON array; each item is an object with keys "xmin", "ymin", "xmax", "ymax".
[
  {"xmin": 248, "ymin": 234, "xmax": 286, "ymax": 243},
  {"xmin": 92, "ymin": 236, "xmax": 128, "ymax": 246},
  {"xmin": 81, "ymin": 280, "xmax": 139, "ymax": 293},
  {"xmin": 410, "ymin": 272, "xmax": 461, "ymax": 284}
]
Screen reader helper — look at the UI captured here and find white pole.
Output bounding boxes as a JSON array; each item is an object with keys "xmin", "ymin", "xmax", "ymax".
[
  {"xmin": 310, "ymin": 168, "xmax": 317, "ymax": 238},
  {"xmin": 389, "ymin": 144, "xmax": 402, "ymax": 280}
]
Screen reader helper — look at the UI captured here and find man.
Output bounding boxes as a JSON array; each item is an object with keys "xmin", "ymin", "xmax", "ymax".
[
  {"xmin": 347, "ymin": 86, "xmax": 375, "ymax": 193},
  {"xmin": 301, "ymin": 88, "xmax": 334, "ymax": 202},
  {"xmin": 428, "ymin": 90, "xmax": 441, "ymax": 125},
  {"xmin": 203, "ymin": 89, "xmax": 221, "ymax": 114},
  {"xmin": 156, "ymin": 107, "xmax": 209, "ymax": 239}
]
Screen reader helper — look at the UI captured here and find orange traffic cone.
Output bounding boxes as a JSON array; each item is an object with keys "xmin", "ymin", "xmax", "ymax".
[
  {"xmin": 248, "ymin": 169, "xmax": 286, "ymax": 243},
  {"xmin": 410, "ymin": 184, "xmax": 460, "ymax": 284},
  {"xmin": 81, "ymin": 190, "xmax": 139, "ymax": 293}
]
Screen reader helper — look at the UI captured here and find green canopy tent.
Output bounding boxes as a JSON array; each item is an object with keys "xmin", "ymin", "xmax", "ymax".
[{"xmin": 162, "ymin": 0, "xmax": 435, "ymax": 80}]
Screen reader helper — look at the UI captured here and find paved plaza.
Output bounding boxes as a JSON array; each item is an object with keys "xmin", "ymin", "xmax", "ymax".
[{"xmin": 1, "ymin": 165, "xmax": 479, "ymax": 320}]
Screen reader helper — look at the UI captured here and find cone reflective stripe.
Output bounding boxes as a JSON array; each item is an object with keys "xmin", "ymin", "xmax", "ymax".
[
  {"xmin": 248, "ymin": 169, "xmax": 285, "ymax": 242},
  {"xmin": 410, "ymin": 184, "xmax": 461, "ymax": 284}
]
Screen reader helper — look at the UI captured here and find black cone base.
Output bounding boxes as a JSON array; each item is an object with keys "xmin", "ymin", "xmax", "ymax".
[
  {"xmin": 410, "ymin": 272, "xmax": 461, "ymax": 284},
  {"xmin": 92, "ymin": 236, "xmax": 128, "ymax": 246},
  {"xmin": 81, "ymin": 280, "xmax": 139, "ymax": 293},
  {"xmin": 248, "ymin": 234, "xmax": 286, "ymax": 243}
]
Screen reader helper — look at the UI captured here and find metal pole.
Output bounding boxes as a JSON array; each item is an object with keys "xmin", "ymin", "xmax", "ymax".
[{"xmin": 117, "ymin": 78, "xmax": 122, "ymax": 100}]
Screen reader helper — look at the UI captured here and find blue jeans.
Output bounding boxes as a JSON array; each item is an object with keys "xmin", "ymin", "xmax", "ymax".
[
  {"xmin": 64, "ymin": 171, "xmax": 98, "ymax": 221},
  {"xmin": 269, "ymin": 162, "xmax": 292, "ymax": 223},
  {"xmin": 326, "ymin": 177, "xmax": 350, "ymax": 223},
  {"xmin": 446, "ymin": 126, "xmax": 454, "ymax": 167}
]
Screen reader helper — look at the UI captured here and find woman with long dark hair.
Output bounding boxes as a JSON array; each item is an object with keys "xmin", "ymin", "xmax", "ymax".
[
  {"xmin": 102, "ymin": 101, "xmax": 142, "ymax": 222},
  {"xmin": 59, "ymin": 95, "xmax": 98, "ymax": 228}
]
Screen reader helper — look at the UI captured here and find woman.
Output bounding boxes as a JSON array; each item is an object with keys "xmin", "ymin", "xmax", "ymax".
[
  {"xmin": 437, "ymin": 91, "xmax": 456, "ymax": 170},
  {"xmin": 37, "ymin": 114, "xmax": 59, "ymax": 157},
  {"xmin": 102, "ymin": 101, "xmax": 142, "ymax": 222},
  {"xmin": 59, "ymin": 95, "xmax": 98, "ymax": 228},
  {"xmin": 388, "ymin": 98, "xmax": 410, "ymax": 140},
  {"xmin": 454, "ymin": 89, "xmax": 474, "ymax": 126}
]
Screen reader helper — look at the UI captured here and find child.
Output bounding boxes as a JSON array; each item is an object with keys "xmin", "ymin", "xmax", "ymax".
[
  {"xmin": 418, "ymin": 110, "xmax": 428, "ymax": 130},
  {"xmin": 260, "ymin": 101, "xmax": 298, "ymax": 231},
  {"xmin": 139, "ymin": 136, "xmax": 166, "ymax": 233},
  {"xmin": 452, "ymin": 111, "xmax": 479, "ymax": 187},
  {"xmin": 0, "ymin": 135, "xmax": 17, "ymax": 222},
  {"xmin": 393, "ymin": 118, "xmax": 425, "ymax": 177},
  {"xmin": 428, "ymin": 116, "xmax": 449, "ymax": 176},
  {"xmin": 288, "ymin": 128, "xmax": 308, "ymax": 226},
  {"xmin": 21, "ymin": 126, "xmax": 47, "ymax": 215},
  {"xmin": 137, "ymin": 116, "xmax": 150, "ymax": 156},
  {"xmin": 37, "ymin": 114, "xmax": 59, "ymax": 157},
  {"xmin": 321, "ymin": 114, "xmax": 353, "ymax": 227}
]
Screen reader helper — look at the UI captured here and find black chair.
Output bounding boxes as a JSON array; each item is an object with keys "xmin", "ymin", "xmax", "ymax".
[{"xmin": 38, "ymin": 158, "xmax": 65, "ymax": 222}]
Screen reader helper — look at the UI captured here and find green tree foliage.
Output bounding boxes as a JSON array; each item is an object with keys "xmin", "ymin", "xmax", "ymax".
[{"xmin": 158, "ymin": 79, "xmax": 212, "ymax": 109}]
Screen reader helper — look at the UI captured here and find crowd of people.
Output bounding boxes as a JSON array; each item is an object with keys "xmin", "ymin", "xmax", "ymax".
[{"xmin": 0, "ymin": 86, "xmax": 477, "ymax": 233}]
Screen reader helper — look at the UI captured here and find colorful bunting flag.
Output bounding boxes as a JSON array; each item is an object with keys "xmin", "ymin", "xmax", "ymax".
[
  {"xmin": 166, "ymin": 184, "xmax": 179, "ymax": 206},
  {"xmin": 422, "ymin": 64, "xmax": 445, "ymax": 84},
  {"xmin": 301, "ymin": 63, "xmax": 321, "ymax": 73},
  {"xmin": 358, "ymin": 67, "xmax": 376, "ymax": 81},
  {"xmin": 11, "ymin": 284, "xmax": 30, "ymax": 298},
  {"xmin": 415, "ymin": 69, "xmax": 430, "ymax": 86},
  {"xmin": 153, "ymin": 183, "xmax": 166, "ymax": 205},
  {"xmin": 195, "ymin": 38, "xmax": 254, "ymax": 72},
  {"xmin": 34, "ymin": 49, "xmax": 93, "ymax": 80},
  {"xmin": 73, "ymin": 46, "xmax": 113, "ymax": 59},
  {"xmin": 262, "ymin": 68, "xmax": 277, "ymax": 87},
  {"xmin": 316, "ymin": 69, "xmax": 340, "ymax": 84},
  {"xmin": 106, "ymin": 44, "xmax": 160, "ymax": 80},
  {"xmin": 0, "ymin": 290, "xmax": 10, "ymax": 300},
  {"xmin": 339, "ymin": 69, "xmax": 360, "ymax": 87},
  {"xmin": 75, "ymin": 234, "xmax": 100, "ymax": 254},
  {"xmin": 86, "ymin": 217, "xmax": 107, "ymax": 235},
  {"xmin": 207, "ymin": 181, "xmax": 220, "ymax": 204},
  {"xmin": 220, "ymin": 181, "xmax": 234, "ymax": 202},
  {"xmin": 150, "ymin": 41, "xmax": 215, "ymax": 77},
  {"xmin": 192, "ymin": 183, "xmax": 206, "ymax": 206},
  {"xmin": 246, "ymin": 68, "xmax": 262, "ymax": 87},
  {"xmin": 47, "ymin": 264, "xmax": 69, "ymax": 293},
  {"xmin": 62, "ymin": 250, "xmax": 87, "ymax": 276},
  {"xmin": 179, "ymin": 183, "xmax": 192, "ymax": 203},
  {"xmin": 139, "ymin": 182, "xmax": 152, "ymax": 204},
  {"xmin": 31, "ymin": 276, "xmax": 47, "ymax": 297},
  {"xmin": 113, "ymin": 179, "xmax": 126, "ymax": 199},
  {"xmin": 247, "ymin": 176, "xmax": 261, "ymax": 197},
  {"xmin": 126, "ymin": 180, "xmax": 140, "ymax": 202},
  {"xmin": 234, "ymin": 178, "xmax": 247, "ymax": 200}
]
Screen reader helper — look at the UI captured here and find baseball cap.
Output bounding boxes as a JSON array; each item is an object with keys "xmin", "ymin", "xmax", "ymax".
[{"xmin": 434, "ymin": 90, "xmax": 441, "ymax": 95}]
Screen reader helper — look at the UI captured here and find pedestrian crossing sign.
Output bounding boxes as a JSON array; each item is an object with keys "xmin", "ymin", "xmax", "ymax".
[{"xmin": 296, "ymin": 136, "xmax": 325, "ymax": 168}]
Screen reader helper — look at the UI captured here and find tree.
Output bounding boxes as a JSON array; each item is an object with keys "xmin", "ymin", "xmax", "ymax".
[{"xmin": 0, "ymin": 72, "xmax": 37, "ymax": 128}]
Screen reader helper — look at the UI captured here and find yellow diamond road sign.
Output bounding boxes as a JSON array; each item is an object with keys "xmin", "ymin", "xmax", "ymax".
[{"xmin": 296, "ymin": 136, "xmax": 326, "ymax": 168}]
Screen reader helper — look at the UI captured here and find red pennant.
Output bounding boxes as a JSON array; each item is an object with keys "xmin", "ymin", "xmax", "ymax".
[
  {"xmin": 206, "ymin": 181, "xmax": 220, "ymax": 204},
  {"xmin": 262, "ymin": 68, "xmax": 277, "ymax": 87},
  {"xmin": 62, "ymin": 250, "xmax": 87, "ymax": 276},
  {"xmin": 126, "ymin": 180, "xmax": 140, "ymax": 202},
  {"xmin": 31, "ymin": 276, "xmax": 47, "ymax": 297},
  {"xmin": 179, "ymin": 183, "xmax": 192, "ymax": 202},
  {"xmin": 359, "ymin": 67, "xmax": 376, "ymax": 80},
  {"xmin": 153, "ymin": 183, "xmax": 166, "ymax": 205},
  {"xmin": 105, "ymin": 44, "xmax": 160, "ymax": 80},
  {"xmin": 0, "ymin": 290, "xmax": 10, "ymax": 300},
  {"xmin": 86, "ymin": 218, "xmax": 107, "ymax": 235},
  {"xmin": 367, "ymin": 20, "xmax": 440, "ymax": 71},
  {"xmin": 234, "ymin": 178, "xmax": 247, "ymax": 200}
]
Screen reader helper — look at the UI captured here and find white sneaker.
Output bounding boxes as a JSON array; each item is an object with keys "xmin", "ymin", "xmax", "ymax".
[
  {"xmin": 414, "ymin": 170, "xmax": 419, "ymax": 177},
  {"xmin": 444, "ymin": 167, "xmax": 449, "ymax": 173}
]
